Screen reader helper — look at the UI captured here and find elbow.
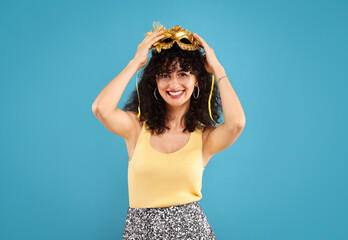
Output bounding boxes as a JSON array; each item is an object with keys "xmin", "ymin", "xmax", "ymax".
[
  {"xmin": 92, "ymin": 103, "xmax": 99, "ymax": 115},
  {"xmin": 92, "ymin": 103, "xmax": 105, "ymax": 118},
  {"xmin": 92, "ymin": 104, "xmax": 113, "ymax": 119},
  {"xmin": 238, "ymin": 117, "xmax": 246, "ymax": 129},
  {"xmin": 226, "ymin": 118, "xmax": 246, "ymax": 131},
  {"xmin": 233, "ymin": 122, "xmax": 245, "ymax": 132}
]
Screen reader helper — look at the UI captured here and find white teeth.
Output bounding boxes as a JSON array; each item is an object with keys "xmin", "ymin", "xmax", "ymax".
[{"xmin": 168, "ymin": 90, "xmax": 184, "ymax": 96}]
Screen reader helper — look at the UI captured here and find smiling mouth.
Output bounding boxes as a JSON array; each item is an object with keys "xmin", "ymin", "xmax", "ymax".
[{"xmin": 167, "ymin": 90, "xmax": 185, "ymax": 96}]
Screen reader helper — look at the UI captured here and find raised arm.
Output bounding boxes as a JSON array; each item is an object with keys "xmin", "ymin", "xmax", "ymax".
[
  {"xmin": 92, "ymin": 29, "xmax": 165, "ymax": 139},
  {"xmin": 91, "ymin": 59, "xmax": 140, "ymax": 139},
  {"xmin": 193, "ymin": 33, "xmax": 246, "ymax": 158}
]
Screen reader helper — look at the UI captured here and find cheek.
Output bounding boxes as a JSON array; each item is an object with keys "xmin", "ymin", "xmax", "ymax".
[{"xmin": 157, "ymin": 83, "xmax": 167, "ymax": 92}]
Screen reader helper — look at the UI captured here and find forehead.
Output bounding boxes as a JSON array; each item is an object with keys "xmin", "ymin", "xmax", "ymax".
[{"xmin": 160, "ymin": 59, "xmax": 191, "ymax": 73}]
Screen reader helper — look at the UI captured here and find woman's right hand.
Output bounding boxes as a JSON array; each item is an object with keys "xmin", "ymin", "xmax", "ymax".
[{"xmin": 132, "ymin": 29, "xmax": 165, "ymax": 69}]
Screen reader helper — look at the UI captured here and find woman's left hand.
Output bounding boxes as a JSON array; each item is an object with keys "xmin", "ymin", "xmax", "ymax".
[{"xmin": 193, "ymin": 33, "xmax": 223, "ymax": 74}]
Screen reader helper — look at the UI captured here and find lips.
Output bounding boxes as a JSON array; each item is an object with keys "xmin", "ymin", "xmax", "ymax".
[{"xmin": 167, "ymin": 90, "xmax": 185, "ymax": 98}]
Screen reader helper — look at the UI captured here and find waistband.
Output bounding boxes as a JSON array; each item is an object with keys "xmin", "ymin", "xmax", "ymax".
[{"xmin": 127, "ymin": 200, "xmax": 201, "ymax": 213}]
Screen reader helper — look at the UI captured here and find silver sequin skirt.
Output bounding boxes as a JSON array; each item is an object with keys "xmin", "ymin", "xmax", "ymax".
[{"xmin": 122, "ymin": 200, "xmax": 217, "ymax": 239}]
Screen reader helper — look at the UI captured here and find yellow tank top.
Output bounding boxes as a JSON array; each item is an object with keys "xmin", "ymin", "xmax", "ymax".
[{"xmin": 127, "ymin": 121, "xmax": 204, "ymax": 208}]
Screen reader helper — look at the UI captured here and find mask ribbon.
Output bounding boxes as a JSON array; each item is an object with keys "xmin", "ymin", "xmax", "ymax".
[
  {"xmin": 208, "ymin": 74, "xmax": 216, "ymax": 123},
  {"xmin": 136, "ymin": 70, "xmax": 141, "ymax": 118}
]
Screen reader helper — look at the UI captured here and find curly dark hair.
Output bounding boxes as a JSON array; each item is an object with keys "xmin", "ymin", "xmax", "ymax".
[{"xmin": 122, "ymin": 42, "xmax": 222, "ymax": 135}]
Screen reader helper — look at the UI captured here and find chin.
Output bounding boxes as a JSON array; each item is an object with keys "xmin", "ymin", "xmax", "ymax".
[{"xmin": 165, "ymin": 98, "xmax": 191, "ymax": 107}]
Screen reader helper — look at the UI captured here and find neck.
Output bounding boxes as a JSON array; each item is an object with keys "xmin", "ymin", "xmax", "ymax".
[{"xmin": 165, "ymin": 102, "xmax": 190, "ymax": 130}]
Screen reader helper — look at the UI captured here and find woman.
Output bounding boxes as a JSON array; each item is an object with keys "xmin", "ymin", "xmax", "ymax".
[{"xmin": 92, "ymin": 23, "xmax": 246, "ymax": 239}]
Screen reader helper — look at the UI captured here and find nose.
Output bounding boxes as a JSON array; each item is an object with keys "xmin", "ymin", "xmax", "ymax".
[{"xmin": 169, "ymin": 75, "xmax": 180, "ymax": 86}]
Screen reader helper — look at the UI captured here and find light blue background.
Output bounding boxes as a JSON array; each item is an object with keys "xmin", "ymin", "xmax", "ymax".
[{"xmin": 1, "ymin": 0, "xmax": 347, "ymax": 239}]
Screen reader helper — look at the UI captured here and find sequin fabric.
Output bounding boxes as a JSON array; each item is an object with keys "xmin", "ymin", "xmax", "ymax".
[{"xmin": 122, "ymin": 200, "xmax": 216, "ymax": 239}]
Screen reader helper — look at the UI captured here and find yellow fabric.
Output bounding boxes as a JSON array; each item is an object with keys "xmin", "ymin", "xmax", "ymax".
[
  {"xmin": 127, "ymin": 121, "xmax": 204, "ymax": 208},
  {"xmin": 136, "ymin": 70, "xmax": 216, "ymax": 123}
]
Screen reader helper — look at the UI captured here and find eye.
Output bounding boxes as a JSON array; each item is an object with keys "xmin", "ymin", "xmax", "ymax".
[
  {"xmin": 159, "ymin": 74, "xmax": 168, "ymax": 78},
  {"xmin": 179, "ymin": 73, "xmax": 188, "ymax": 77},
  {"xmin": 162, "ymin": 38, "xmax": 173, "ymax": 43},
  {"xmin": 179, "ymin": 38, "xmax": 192, "ymax": 44}
]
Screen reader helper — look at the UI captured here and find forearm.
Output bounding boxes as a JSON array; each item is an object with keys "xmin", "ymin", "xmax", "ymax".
[
  {"xmin": 213, "ymin": 66, "xmax": 246, "ymax": 127},
  {"xmin": 92, "ymin": 59, "xmax": 140, "ymax": 115}
]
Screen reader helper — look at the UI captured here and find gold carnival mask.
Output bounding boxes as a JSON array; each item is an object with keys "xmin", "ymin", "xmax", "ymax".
[
  {"xmin": 144, "ymin": 21, "xmax": 202, "ymax": 53},
  {"xmin": 136, "ymin": 21, "xmax": 216, "ymax": 123}
]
